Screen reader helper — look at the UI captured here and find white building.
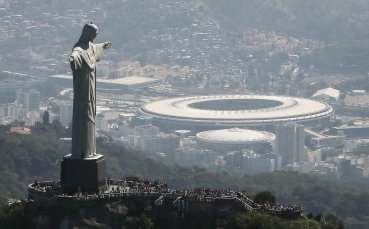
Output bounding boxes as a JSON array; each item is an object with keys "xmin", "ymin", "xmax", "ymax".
[
  {"xmin": 0, "ymin": 104, "xmax": 6, "ymax": 118},
  {"xmin": 16, "ymin": 89, "xmax": 40, "ymax": 112},
  {"xmin": 59, "ymin": 102, "xmax": 73, "ymax": 127},
  {"xmin": 134, "ymin": 124, "xmax": 160, "ymax": 137},
  {"xmin": 96, "ymin": 114, "xmax": 109, "ymax": 131},
  {"xmin": 312, "ymin": 87, "xmax": 340, "ymax": 101},
  {"xmin": 196, "ymin": 128, "xmax": 275, "ymax": 154},
  {"xmin": 308, "ymin": 150, "xmax": 322, "ymax": 163},
  {"xmin": 276, "ymin": 123, "xmax": 306, "ymax": 166},
  {"xmin": 130, "ymin": 125, "xmax": 180, "ymax": 159},
  {"xmin": 7, "ymin": 102, "xmax": 26, "ymax": 121},
  {"xmin": 286, "ymin": 161, "xmax": 315, "ymax": 173},
  {"xmin": 175, "ymin": 147, "xmax": 216, "ymax": 167},
  {"xmin": 224, "ymin": 151, "xmax": 279, "ymax": 175}
]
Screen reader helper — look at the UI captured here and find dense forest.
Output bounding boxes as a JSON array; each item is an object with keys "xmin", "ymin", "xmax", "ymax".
[
  {"xmin": 0, "ymin": 123, "xmax": 368, "ymax": 228},
  {"xmin": 0, "ymin": 201, "xmax": 345, "ymax": 229}
]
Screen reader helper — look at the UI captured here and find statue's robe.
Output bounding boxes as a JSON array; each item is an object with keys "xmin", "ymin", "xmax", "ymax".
[{"xmin": 70, "ymin": 42, "xmax": 104, "ymax": 159}]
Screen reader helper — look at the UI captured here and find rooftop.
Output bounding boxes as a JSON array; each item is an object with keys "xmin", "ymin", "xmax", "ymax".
[
  {"xmin": 196, "ymin": 128, "xmax": 275, "ymax": 144},
  {"xmin": 50, "ymin": 75, "xmax": 162, "ymax": 86},
  {"xmin": 140, "ymin": 95, "xmax": 334, "ymax": 126},
  {"xmin": 312, "ymin": 87, "xmax": 340, "ymax": 100}
]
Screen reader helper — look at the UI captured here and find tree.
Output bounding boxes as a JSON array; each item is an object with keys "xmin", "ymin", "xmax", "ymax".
[
  {"xmin": 254, "ymin": 190, "xmax": 276, "ymax": 205},
  {"xmin": 42, "ymin": 110, "xmax": 50, "ymax": 125},
  {"xmin": 322, "ymin": 214, "xmax": 346, "ymax": 229},
  {"xmin": 124, "ymin": 213, "xmax": 154, "ymax": 229},
  {"xmin": 0, "ymin": 203, "xmax": 28, "ymax": 229}
]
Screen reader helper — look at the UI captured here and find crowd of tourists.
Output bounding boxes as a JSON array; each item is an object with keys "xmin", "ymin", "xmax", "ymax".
[
  {"xmin": 31, "ymin": 180, "xmax": 60, "ymax": 194},
  {"xmin": 256, "ymin": 203, "xmax": 303, "ymax": 218},
  {"xmin": 29, "ymin": 177, "xmax": 302, "ymax": 218},
  {"xmin": 107, "ymin": 177, "xmax": 169, "ymax": 194}
]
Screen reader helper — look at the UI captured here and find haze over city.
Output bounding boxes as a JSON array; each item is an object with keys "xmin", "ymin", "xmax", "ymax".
[{"xmin": 1, "ymin": 0, "xmax": 369, "ymax": 228}]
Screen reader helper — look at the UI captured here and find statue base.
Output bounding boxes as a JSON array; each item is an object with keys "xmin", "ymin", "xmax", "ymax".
[{"xmin": 60, "ymin": 154, "xmax": 106, "ymax": 195}]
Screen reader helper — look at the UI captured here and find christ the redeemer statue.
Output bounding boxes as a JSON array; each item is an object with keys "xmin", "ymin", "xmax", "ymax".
[
  {"xmin": 61, "ymin": 23, "xmax": 110, "ymax": 194},
  {"xmin": 69, "ymin": 22, "xmax": 111, "ymax": 159}
]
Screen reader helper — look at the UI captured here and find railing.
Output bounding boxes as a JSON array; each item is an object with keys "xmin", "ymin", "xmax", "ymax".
[{"xmin": 28, "ymin": 180, "xmax": 302, "ymax": 218}]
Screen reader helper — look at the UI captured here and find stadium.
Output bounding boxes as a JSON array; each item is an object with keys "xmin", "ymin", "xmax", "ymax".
[
  {"xmin": 196, "ymin": 128, "xmax": 275, "ymax": 154},
  {"xmin": 139, "ymin": 95, "xmax": 334, "ymax": 131}
]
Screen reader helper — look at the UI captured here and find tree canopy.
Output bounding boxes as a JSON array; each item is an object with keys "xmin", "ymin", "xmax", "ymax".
[{"xmin": 0, "ymin": 123, "xmax": 366, "ymax": 228}]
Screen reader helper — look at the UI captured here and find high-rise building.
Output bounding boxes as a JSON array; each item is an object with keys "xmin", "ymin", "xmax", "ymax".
[
  {"xmin": 137, "ymin": 133, "xmax": 180, "ymax": 157},
  {"xmin": 59, "ymin": 102, "xmax": 73, "ymax": 127},
  {"xmin": 224, "ymin": 151, "xmax": 277, "ymax": 175},
  {"xmin": 175, "ymin": 147, "xmax": 215, "ymax": 167},
  {"xmin": 96, "ymin": 114, "xmax": 109, "ymax": 131},
  {"xmin": 0, "ymin": 104, "xmax": 6, "ymax": 118},
  {"xmin": 131, "ymin": 125, "xmax": 180, "ymax": 158},
  {"xmin": 276, "ymin": 123, "xmax": 306, "ymax": 166},
  {"xmin": 16, "ymin": 89, "xmax": 40, "ymax": 112},
  {"xmin": 134, "ymin": 124, "xmax": 160, "ymax": 137}
]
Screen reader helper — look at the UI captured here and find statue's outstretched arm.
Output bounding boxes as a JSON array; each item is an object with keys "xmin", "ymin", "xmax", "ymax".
[{"xmin": 103, "ymin": 42, "xmax": 112, "ymax": 49}]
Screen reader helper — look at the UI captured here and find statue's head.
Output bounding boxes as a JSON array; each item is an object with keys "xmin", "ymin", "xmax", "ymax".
[{"xmin": 77, "ymin": 22, "xmax": 98, "ymax": 45}]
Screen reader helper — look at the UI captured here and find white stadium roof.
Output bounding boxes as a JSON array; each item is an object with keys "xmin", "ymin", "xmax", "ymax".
[
  {"xmin": 49, "ymin": 74, "xmax": 163, "ymax": 90},
  {"xmin": 139, "ymin": 95, "xmax": 334, "ymax": 127},
  {"xmin": 196, "ymin": 128, "xmax": 275, "ymax": 145}
]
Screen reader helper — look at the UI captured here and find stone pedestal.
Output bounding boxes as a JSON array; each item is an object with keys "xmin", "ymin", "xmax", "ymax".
[{"xmin": 60, "ymin": 154, "xmax": 106, "ymax": 195}]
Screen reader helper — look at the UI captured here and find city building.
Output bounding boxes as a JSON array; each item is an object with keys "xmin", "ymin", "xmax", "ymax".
[
  {"xmin": 196, "ymin": 128, "xmax": 275, "ymax": 154},
  {"xmin": 332, "ymin": 126, "xmax": 369, "ymax": 139},
  {"xmin": 49, "ymin": 75, "xmax": 163, "ymax": 92},
  {"xmin": 9, "ymin": 126, "xmax": 31, "ymax": 135},
  {"xmin": 140, "ymin": 95, "xmax": 334, "ymax": 131},
  {"xmin": 16, "ymin": 89, "xmax": 40, "ymax": 112},
  {"xmin": 134, "ymin": 124, "xmax": 160, "ymax": 137},
  {"xmin": 337, "ymin": 154, "xmax": 369, "ymax": 179},
  {"xmin": 7, "ymin": 102, "xmax": 26, "ymax": 121},
  {"xmin": 285, "ymin": 162, "xmax": 315, "ymax": 174},
  {"xmin": 305, "ymin": 129, "xmax": 345, "ymax": 148},
  {"xmin": 224, "ymin": 151, "xmax": 280, "ymax": 175},
  {"xmin": 312, "ymin": 87, "xmax": 340, "ymax": 101},
  {"xmin": 0, "ymin": 104, "xmax": 6, "ymax": 118},
  {"xmin": 128, "ymin": 125, "xmax": 180, "ymax": 159},
  {"xmin": 307, "ymin": 150, "xmax": 322, "ymax": 163},
  {"xmin": 96, "ymin": 114, "xmax": 109, "ymax": 131},
  {"xmin": 276, "ymin": 123, "xmax": 306, "ymax": 166},
  {"xmin": 175, "ymin": 147, "xmax": 216, "ymax": 167},
  {"xmin": 59, "ymin": 101, "xmax": 73, "ymax": 127}
]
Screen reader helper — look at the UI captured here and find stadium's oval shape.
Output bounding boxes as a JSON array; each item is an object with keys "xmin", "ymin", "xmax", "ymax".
[
  {"xmin": 139, "ymin": 95, "xmax": 334, "ymax": 129},
  {"xmin": 195, "ymin": 128, "xmax": 276, "ymax": 153},
  {"xmin": 196, "ymin": 128, "xmax": 276, "ymax": 145}
]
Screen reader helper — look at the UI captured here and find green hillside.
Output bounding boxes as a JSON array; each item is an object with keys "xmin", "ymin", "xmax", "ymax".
[{"xmin": 0, "ymin": 123, "xmax": 368, "ymax": 228}]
